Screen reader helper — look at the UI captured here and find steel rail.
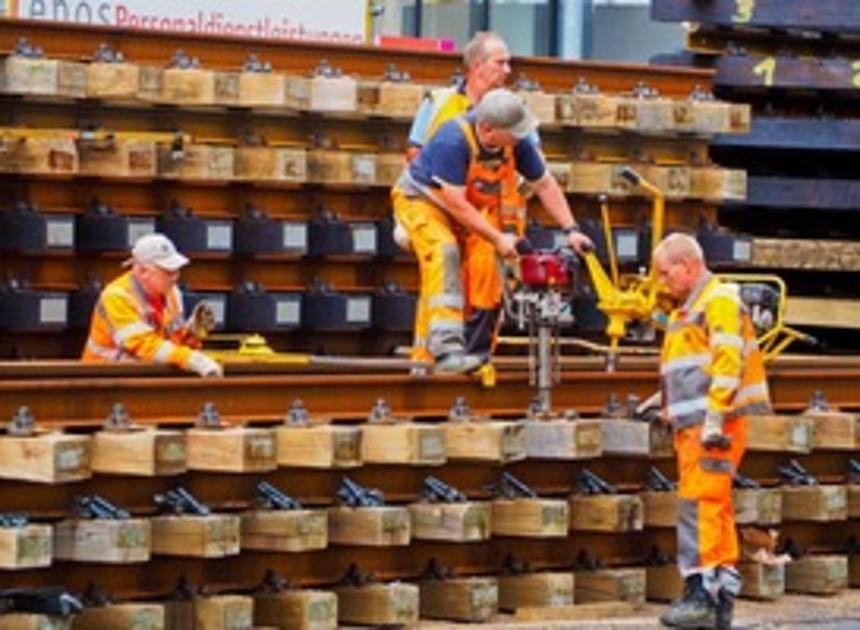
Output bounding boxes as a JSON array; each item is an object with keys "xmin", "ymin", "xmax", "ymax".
[{"xmin": 1, "ymin": 355, "xmax": 859, "ymax": 426}]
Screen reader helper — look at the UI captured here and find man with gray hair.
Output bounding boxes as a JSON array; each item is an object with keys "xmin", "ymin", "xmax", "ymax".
[
  {"xmin": 407, "ymin": 31, "xmax": 512, "ymax": 159},
  {"xmin": 402, "ymin": 32, "xmax": 524, "ymax": 359},
  {"xmin": 654, "ymin": 233, "xmax": 771, "ymax": 628},
  {"xmin": 392, "ymin": 88, "xmax": 592, "ymax": 373}
]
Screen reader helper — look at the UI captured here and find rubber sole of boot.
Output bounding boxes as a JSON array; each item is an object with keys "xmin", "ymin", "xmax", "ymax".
[{"xmin": 660, "ymin": 613, "xmax": 718, "ymax": 628}]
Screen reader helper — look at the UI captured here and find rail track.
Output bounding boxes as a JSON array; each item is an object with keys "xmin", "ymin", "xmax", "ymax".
[{"xmin": 2, "ymin": 354, "xmax": 859, "ymax": 426}]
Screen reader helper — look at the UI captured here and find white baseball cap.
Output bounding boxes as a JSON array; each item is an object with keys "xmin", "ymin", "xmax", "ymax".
[{"xmin": 124, "ymin": 233, "xmax": 189, "ymax": 271}]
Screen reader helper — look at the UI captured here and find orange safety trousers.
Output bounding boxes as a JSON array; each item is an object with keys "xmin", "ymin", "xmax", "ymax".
[{"xmin": 675, "ymin": 416, "xmax": 747, "ymax": 576}]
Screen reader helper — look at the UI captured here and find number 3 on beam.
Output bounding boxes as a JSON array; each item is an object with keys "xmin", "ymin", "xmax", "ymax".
[
  {"xmin": 733, "ymin": 0, "xmax": 755, "ymax": 24},
  {"xmin": 753, "ymin": 57, "xmax": 776, "ymax": 87}
]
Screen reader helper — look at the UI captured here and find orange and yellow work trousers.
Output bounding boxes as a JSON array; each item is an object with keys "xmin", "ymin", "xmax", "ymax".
[
  {"xmin": 391, "ymin": 187, "xmax": 502, "ymax": 362},
  {"xmin": 675, "ymin": 416, "xmax": 747, "ymax": 596}
]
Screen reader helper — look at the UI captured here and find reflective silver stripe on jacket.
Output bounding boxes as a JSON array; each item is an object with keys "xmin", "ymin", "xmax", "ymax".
[
  {"xmin": 676, "ymin": 498, "xmax": 700, "ymax": 573},
  {"xmin": 664, "ymin": 368, "xmax": 710, "ymax": 406},
  {"xmin": 711, "ymin": 332, "xmax": 743, "ymax": 350},
  {"xmin": 428, "ymin": 294, "xmax": 465, "ymax": 310},
  {"xmin": 153, "ymin": 340, "xmax": 177, "ymax": 364},
  {"xmin": 666, "ymin": 311, "xmax": 704, "ymax": 333},
  {"xmin": 735, "ymin": 382, "xmax": 770, "ymax": 404},
  {"xmin": 700, "ymin": 457, "xmax": 732, "ymax": 474},
  {"xmin": 667, "ymin": 396, "xmax": 708, "ymax": 429},
  {"xmin": 728, "ymin": 401, "xmax": 773, "ymax": 420},
  {"xmin": 86, "ymin": 339, "xmax": 121, "ymax": 361},
  {"xmin": 711, "ymin": 375, "xmax": 740, "ymax": 390},
  {"xmin": 661, "ymin": 352, "xmax": 710, "ymax": 375},
  {"xmin": 95, "ymin": 301, "xmax": 117, "ymax": 331},
  {"xmin": 114, "ymin": 321, "xmax": 153, "ymax": 346}
]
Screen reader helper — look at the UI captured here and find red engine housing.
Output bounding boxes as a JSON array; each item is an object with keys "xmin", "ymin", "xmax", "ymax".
[{"xmin": 519, "ymin": 253, "xmax": 570, "ymax": 288}]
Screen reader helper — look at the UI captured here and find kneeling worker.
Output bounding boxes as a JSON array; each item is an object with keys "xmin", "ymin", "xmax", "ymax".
[
  {"xmin": 391, "ymin": 88, "xmax": 592, "ymax": 373},
  {"xmin": 82, "ymin": 233, "xmax": 223, "ymax": 377}
]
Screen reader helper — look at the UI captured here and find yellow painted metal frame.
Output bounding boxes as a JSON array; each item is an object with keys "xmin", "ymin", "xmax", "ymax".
[{"xmin": 581, "ymin": 168, "xmax": 808, "ymax": 365}]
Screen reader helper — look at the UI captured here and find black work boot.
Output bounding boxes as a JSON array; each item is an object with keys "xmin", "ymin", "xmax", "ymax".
[
  {"xmin": 715, "ymin": 587, "xmax": 735, "ymax": 629},
  {"xmin": 659, "ymin": 574, "xmax": 716, "ymax": 628}
]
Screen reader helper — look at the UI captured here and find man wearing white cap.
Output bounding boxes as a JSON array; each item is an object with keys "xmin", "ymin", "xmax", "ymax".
[
  {"xmin": 82, "ymin": 233, "xmax": 223, "ymax": 377},
  {"xmin": 392, "ymin": 88, "xmax": 592, "ymax": 373}
]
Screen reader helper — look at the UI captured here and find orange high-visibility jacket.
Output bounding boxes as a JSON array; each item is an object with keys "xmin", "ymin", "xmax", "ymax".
[
  {"xmin": 458, "ymin": 119, "xmax": 526, "ymax": 235},
  {"xmin": 661, "ymin": 273, "xmax": 771, "ymax": 430},
  {"xmin": 82, "ymin": 271, "xmax": 198, "ymax": 369}
]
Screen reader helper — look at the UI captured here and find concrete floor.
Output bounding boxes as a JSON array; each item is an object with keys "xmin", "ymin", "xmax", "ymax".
[{"xmin": 411, "ymin": 590, "xmax": 860, "ymax": 628}]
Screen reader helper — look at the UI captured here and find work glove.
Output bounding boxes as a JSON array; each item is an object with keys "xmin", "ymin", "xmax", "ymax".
[
  {"xmin": 186, "ymin": 301, "xmax": 217, "ymax": 339},
  {"xmin": 701, "ymin": 411, "xmax": 731, "ymax": 450},
  {"xmin": 187, "ymin": 351, "xmax": 223, "ymax": 378}
]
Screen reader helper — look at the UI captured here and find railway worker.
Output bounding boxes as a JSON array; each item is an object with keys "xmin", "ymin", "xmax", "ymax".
[
  {"xmin": 654, "ymin": 233, "xmax": 771, "ymax": 629},
  {"xmin": 391, "ymin": 88, "xmax": 592, "ymax": 373},
  {"xmin": 407, "ymin": 31, "xmax": 512, "ymax": 160},
  {"xmin": 401, "ymin": 31, "xmax": 520, "ymax": 361},
  {"xmin": 82, "ymin": 233, "xmax": 223, "ymax": 377}
]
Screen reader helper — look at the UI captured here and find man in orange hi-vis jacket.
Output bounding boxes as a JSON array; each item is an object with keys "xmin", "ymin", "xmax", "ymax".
[
  {"xmin": 654, "ymin": 233, "xmax": 771, "ymax": 629},
  {"xmin": 82, "ymin": 233, "xmax": 222, "ymax": 377}
]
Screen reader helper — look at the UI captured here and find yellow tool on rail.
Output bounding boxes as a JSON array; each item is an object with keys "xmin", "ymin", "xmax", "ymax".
[
  {"xmin": 580, "ymin": 166, "xmax": 812, "ymax": 367},
  {"xmin": 203, "ymin": 334, "xmax": 311, "ymax": 365},
  {"xmin": 203, "ymin": 333, "xmax": 433, "ymax": 373}
]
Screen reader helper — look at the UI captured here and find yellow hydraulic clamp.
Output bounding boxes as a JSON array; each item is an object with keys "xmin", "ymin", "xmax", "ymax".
[{"xmin": 581, "ymin": 166, "xmax": 812, "ymax": 368}]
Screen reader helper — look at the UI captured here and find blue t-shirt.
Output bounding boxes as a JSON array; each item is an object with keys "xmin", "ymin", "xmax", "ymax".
[{"xmin": 406, "ymin": 113, "xmax": 546, "ymax": 194}]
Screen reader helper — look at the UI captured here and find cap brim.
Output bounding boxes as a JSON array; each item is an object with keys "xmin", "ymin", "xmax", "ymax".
[
  {"xmin": 154, "ymin": 252, "xmax": 190, "ymax": 271},
  {"xmin": 507, "ymin": 112, "xmax": 539, "ymax": 140}
]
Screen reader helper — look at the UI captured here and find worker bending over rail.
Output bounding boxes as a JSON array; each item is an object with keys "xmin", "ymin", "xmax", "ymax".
[
  {"xmin": 655, "ymin": 233, "xmax": 771, "ymax": 629},
  {"xmin": 392, "ymin": 88, "xmax": 592, "ymax": 373},
  {"xmin": 82, "ymin": 233, "xmax": 222, "ymax": 377}
]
